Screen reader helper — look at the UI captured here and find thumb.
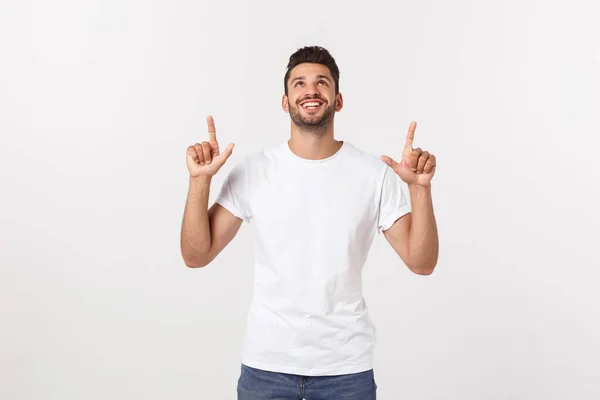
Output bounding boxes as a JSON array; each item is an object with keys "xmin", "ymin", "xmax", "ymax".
[
  {"xmin": 380, "ymin": 155, "xmax": 398, "ymax": 169},
  {"xmin": 218, "ymin": 143, "xmax": 235, "ymax": 164}
]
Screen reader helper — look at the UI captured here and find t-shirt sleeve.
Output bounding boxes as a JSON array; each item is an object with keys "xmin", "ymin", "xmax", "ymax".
[
  {"xmin": 377, "ymin": 166, "xmax": 412, "ymax": 234},
  {"xmin": 214, "ymin": 159, "xmax": 252, "ymax": 223}
]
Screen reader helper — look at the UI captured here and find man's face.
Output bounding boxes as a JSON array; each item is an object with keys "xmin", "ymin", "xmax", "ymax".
[{"xmin": 283, "ymin": 63, "xmax": 343, "ymax": 133}]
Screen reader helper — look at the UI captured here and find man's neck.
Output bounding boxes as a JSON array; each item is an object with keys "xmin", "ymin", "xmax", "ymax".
[{"xmin": 288, "ymin": 123, "xmax": 342, "ymax": 160}]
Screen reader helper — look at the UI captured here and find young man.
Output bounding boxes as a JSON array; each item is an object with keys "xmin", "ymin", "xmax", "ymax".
[{"xmin": 181, "ymin": 46, "xmax": 439, "ymax": 399}]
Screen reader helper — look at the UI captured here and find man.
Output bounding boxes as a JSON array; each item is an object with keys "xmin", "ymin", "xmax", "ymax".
[{"xmin": 180, "ymin": 46, "xmax": 438, "ymax": 399}]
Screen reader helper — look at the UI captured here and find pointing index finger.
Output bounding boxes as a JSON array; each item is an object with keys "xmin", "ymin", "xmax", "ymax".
[
  {"xmin": 207, "ymin": 115, "xmax": 217, "ymax": 143},
  {"xmin": 404, "ymin": 121, "xmax": 417, "ymax": 151}
]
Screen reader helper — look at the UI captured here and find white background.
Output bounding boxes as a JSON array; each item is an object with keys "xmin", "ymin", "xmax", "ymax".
[{"xmin": 1, "ymin": 0, "xmax": 599, "ymax": 399}]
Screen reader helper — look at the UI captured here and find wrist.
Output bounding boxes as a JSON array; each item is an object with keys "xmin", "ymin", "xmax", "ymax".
[
  {"xmin": 408, "ymin": 182, "xmax": 431, "ymax": 191},
  {"xmin": 190, "ymin": 175, "xmax": 212, "ymax": 185},
  {"xmin": 408, "ymin": 183, "xmax": 432, "ymax": 202}
]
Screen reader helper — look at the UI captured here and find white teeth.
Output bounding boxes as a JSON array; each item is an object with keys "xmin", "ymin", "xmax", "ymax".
[{"xmin": 303, "ymin": 102, "xmax": 321, "ymax": 107}]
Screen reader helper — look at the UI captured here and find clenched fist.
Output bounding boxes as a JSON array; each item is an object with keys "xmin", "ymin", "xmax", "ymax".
[{"xmin": 186, "ymin": 115, "xmax": 235, "ymax": 178}]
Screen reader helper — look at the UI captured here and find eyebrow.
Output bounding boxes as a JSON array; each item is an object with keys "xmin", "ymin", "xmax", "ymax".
[{"xmin": 290, "ymin": 75, "xmax": 332, "ymax": 84}]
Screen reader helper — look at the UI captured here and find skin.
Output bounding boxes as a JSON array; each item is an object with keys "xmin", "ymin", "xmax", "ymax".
[
  {"xmin": 180, "ymin": 62, "xmax": 438, "ymax": 275},
  {"xmin": 380, "ymin": 121, "xmax": 439, "ymax": 274},
  {"xmin": 282, "ymin": 63, "xmax": 345, "ymax": 160},
  {"xmin": 180, "ymin": 116, "xmax": 240, "ymax": 268}
]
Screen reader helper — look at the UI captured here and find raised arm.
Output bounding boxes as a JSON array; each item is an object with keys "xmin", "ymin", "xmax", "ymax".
[
  {"xmin": 380, "ymin": 121, "xmax": 439, "ymax": 275},
  {"xmin": 180, "ymin": 116, "xmax": 241, "ymax": 268}
]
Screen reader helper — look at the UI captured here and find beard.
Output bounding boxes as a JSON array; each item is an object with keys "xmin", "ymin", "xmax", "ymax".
[{"xmin": 288, "ymin": 95, "xmax": 336, "ymax": 136}]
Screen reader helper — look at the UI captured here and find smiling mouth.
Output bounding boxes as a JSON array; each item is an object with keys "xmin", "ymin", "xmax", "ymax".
[{"xmin": 300, "ymin": 101, "xmax": 324, "ymax": 110}]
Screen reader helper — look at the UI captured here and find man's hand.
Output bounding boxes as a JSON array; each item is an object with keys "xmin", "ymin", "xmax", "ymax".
[
  {"xmin": 380, "ymin": 121, "xmax": 436, "ymax": 187},
  {"xmin": 186, "ymin": 115, "xmax": 235, "ymax": 178}
]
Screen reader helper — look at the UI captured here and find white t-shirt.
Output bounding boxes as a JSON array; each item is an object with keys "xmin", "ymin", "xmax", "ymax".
[{"xmin": 215, "ymin": 140, "xmax": 412, "ymax": 376}]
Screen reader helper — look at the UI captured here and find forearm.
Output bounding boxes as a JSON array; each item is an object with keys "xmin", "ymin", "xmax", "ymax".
[
  {"xmin": 407, "ymin": 184, "xmax": 439, "ymax": 273},
  {"xmin": 181, "ymin": 176, "xmax": 212, "ymax": 266}
]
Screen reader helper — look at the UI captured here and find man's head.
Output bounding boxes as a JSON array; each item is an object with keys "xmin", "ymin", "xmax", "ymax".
[{"xmin": 282, "ymin": 46, "xmax": 343, "ymax": 134}]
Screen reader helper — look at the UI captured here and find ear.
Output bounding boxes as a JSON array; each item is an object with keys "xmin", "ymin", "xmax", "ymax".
[
  {"xmin": 335, "ymin": 93, "xmax": 343, "ymax": 112},
  {"xmin": 282, "ymin": 95, "xmax": 289, "ymax": 112}
]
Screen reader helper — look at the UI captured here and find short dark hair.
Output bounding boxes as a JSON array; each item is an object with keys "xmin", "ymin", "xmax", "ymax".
[{"xmin": 284, "ymin": 46, "xmax": 340, "ymax": 96}]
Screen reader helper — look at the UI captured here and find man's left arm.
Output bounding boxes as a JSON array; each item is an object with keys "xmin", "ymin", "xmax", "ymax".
[{"xmin": 380, "ymin": 121, "xmax": 439, "ymax": 275}]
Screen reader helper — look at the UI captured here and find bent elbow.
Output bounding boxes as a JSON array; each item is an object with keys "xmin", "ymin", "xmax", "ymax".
[
  {"xmin": 182, "ymin": 254, "xmax": 209, "ymax": 268},
  {"xmin": 409, "ymin": 261, "xmax": 437, "ymax": 276},
  {"xmin": 184, "ymin": 260, "xmax": 206, "ymax": 268},
  {"xmin": 413, "ymin": 267, "xmax": 435, "ymax": 276}
]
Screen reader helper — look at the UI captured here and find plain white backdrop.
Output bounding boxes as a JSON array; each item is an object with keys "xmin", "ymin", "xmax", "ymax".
[{"xmin": 1, "ymin": 0, "xmax": 599, "ymax": 399}]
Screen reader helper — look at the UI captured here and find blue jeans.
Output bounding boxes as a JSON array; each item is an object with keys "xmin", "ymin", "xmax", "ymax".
[{"xmin": 237, "ymin": 364, "xmax": 377, "ymax": 400}]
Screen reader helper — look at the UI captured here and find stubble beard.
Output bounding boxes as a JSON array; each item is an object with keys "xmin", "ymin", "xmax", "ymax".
[{"xmin": 289, "ymin": 98, "xmax": 336, "ymax": 136}]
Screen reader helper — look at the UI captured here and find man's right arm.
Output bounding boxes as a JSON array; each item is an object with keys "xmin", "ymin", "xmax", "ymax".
[
  {"xmin": 180, "ymin": 115, "xmax": 241, "ymax": 268},
  {"xmin": 180, "ymin": 175, "xmax": 243, "ymax": 268}
]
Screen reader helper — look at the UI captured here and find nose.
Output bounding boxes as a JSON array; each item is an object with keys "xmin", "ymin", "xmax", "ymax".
[{"xmin": 304, "ymin": 82, "xmax": 320, "ymax": 96}]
